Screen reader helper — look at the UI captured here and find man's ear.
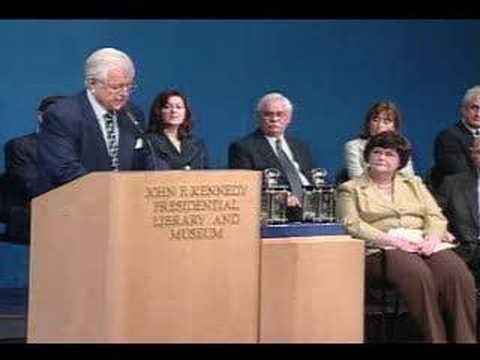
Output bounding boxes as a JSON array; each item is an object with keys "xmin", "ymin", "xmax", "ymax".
[{"xmin": 87, "ymin": 79, "xmax": 96, "ymax": 93}]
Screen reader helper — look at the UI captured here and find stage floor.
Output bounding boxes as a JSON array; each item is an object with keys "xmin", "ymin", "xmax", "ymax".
[
  {"xmin": 0, "ymin": 288, "xmax": 27, "ymax": 343},
  {"xmin": 2, "ymin": 287, "xmax": 473, "ymax": 343}
]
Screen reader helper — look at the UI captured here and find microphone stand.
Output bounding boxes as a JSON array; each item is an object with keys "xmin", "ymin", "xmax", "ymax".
[{"xmin": 124, "ymin": 109, "xmax": 160, "ymax": 171}]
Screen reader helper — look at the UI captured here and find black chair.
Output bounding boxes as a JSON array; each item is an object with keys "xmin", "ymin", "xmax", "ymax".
[
  {"xmin": 0, "ymin": 173, "xmax": 11, "ymax": 243},
  {"xmin": 365, "ymin": 249, "xmax": 410, "ymax": 343},
  {"xmin": 0, "ymin": 173, "xmax": 30, "ymax": 245},
  {"xmin": 0, "ymin": 173, "xmax": 28, "ymax": 342}
]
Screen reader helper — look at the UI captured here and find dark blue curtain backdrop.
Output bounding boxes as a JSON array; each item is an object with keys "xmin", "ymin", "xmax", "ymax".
[
  {"xmin": 1, "ymin": 19, "xmax": 480, "ymax": 287},
  {"xmin": 1, "ymin": 19, "xmax": 480, "ymax": 178}
]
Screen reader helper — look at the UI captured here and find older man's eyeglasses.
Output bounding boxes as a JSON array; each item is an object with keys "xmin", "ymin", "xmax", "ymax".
[
  {"xmin": 97, "ymin": 80, "xmax": 137, "ymax": 94},
  {"xmin": 262, "ymin": 111, "xmax": 288, "ymax": 119}
]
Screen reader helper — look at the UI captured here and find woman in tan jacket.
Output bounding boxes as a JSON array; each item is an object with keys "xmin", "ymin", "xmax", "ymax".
[{"xmin": 336, "ymin": 131, "xmax": 476, "ymax": 343}]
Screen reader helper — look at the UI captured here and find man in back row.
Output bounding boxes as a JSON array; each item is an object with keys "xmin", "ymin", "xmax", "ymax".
[
  {"xmin": 431, "ymin": 85, "xmax": 480, "ymax": 191},
  {"xmin": 3, "ymin": 96, "xmax": 64, "ymax": 243},
  {"xmin": 35, "ymin": 47, "xmax": 168, "ymax": 197},
  {"xmin": 228, "ymin": 92, "xmax": 315, "ymax": 220},
  {"xmin": 436, "ymin": 137, "xmax": 480, "ymax": 286}
]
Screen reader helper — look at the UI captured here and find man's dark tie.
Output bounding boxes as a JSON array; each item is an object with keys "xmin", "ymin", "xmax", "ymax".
[
  {"xmin": 104, "ymin": 112, "xmax": 119, "ymax": 170},
  {"xmin": 474, "ymin": 129, "xmax": 480, "ymax": 137},
  {"xmin": 275, "ymin": 138, "xmax": 304, "ymax": 200}
]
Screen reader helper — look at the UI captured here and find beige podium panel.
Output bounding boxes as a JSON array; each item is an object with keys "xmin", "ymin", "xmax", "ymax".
[
  {"xmin": 28, "ymin": 170, "xmax": 261, "ymax": 343},
  {"xmin": 260, "ymin": 236, "xmax": 364, "ymax": 343}
]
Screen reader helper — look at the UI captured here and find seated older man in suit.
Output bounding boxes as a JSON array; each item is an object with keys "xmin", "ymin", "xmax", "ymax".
[
  {"xmin": 436, "ymin": 137, "xmax": 480, "ymax": 286},
  {"xmin": 228, "ymin": 92, "xmax": 315, "ymax": 220},
  {"xmin": 35, "ymin": 47, "xmax": 168, "ymax": 197},
  {"xmin": 3, "ymin": 96, "xmax": 64, "ymax": 244},
  {"xmin": 430, "ymin": 85, "xmax": 480, "ymax": 191}
]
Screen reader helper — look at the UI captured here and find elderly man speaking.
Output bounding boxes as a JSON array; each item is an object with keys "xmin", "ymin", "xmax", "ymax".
[{"xmin": 36, "ymin": 47, "xmax": 167, "ymax": 196}]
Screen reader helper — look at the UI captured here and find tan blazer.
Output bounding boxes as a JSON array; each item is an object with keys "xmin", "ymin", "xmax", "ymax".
[{"xmin": 336, "ymin": 173, "xmax": 447, "ymax": 248}]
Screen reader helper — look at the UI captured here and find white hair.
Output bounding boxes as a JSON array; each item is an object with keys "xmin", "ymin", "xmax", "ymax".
[
  {"xmin": 256, "ymin": 92, "xmax": 293, "ymax": 116},
  {"xmin": 84, "ymin": 47, "xmax": 135, "ymax": 88},
  {"xmin": 462, "ymin": 85, "xmax": 480, "ymax": 109}
]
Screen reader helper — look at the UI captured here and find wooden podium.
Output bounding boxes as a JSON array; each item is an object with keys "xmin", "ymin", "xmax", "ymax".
[
  {"xmin": 260, "ymin": 225, "xmax": 365, "ymax": 343},
  {"xmin": 27, "ymin": 170, "xmax": 261, "ymax": 343}
]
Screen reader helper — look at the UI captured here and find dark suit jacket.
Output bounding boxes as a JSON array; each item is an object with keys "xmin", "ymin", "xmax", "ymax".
[
  {"xmin": 431, "ymin": 121, "xmax": 475, "ymax": 190},
  {"xmin": 228, "ymin": 129, "xmax": 314, "ymax": 184},
  {"xmin": 435, "ymin": 170, "xmax": 480, "ymax": 264},
  {"xmin": 36, "ymin": 91, "xmax": 167, "ymax": 196},
  {"xmin": 5, "ymin": 133, "xmax": 38, "ymax": 199},
  {"xmin": 144, "ymin": 132, "xmax": 208, "ymax": 170},
  {"xmin": 2, "ymin": 133, "xmax": 38, "ymax": 243}
]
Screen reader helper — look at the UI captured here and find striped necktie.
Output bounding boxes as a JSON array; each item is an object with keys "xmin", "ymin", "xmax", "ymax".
[
  {"xmin": 104, "ymin": 112, "xmax": 119, "ymax": 170},
  {"xmin": 275, "ymin": 138, "xmax": 304, "ymax": 200}
]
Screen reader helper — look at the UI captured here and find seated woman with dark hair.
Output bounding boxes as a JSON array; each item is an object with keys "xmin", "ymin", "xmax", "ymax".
[
  {"xmin": 336, "ymin": 131, "xmax": 476, "ymax": 343},
  {"xmin": 145, "ymin": 89, "xmax": 208, "ymax": 170},
  {"xmin": 344, "ymin": 100, "xmax": 415, "ymax": 179}
]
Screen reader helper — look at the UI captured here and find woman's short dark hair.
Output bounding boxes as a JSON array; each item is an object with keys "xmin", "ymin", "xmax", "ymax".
[
  {"xmin": 360, "ymin": 100, "xmax": 402, "ymax": 139},
  {"xmin": 363, "ymin": 131, "xmax": 411, "ymax": 170},
  {"xmin": 147, "ymin": 89, "xmax": 192, "ymax": 140}
]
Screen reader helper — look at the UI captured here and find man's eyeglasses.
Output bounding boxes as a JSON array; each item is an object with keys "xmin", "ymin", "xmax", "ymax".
[
  {"xmin": 262, "ymin": 111, "xmax": 288, "ymax": 118},
  {"xmin": 97, "ymin": 80, "xmax": 137, "ymax": 94}
]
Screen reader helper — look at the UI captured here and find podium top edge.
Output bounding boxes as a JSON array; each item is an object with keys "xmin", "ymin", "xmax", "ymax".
[
  {"xmin": 91, "ymin": 169, "xmax": 263, "ymax": 175},
  {"xmin": 32, "ymin": 169, "xmax": 263, "ymax": 201}
]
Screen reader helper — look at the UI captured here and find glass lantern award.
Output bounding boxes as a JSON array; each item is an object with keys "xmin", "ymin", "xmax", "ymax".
[
  {"xmin": 302, "ymin": 168, "xmax": 337, "ymax": 223},
  {"xmin": 261, "ymin": 168, "xmax": 289, "ymax": 224}
]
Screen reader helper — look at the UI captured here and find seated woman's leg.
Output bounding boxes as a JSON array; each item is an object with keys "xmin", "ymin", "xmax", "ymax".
[
  {"xmin": 424, "ymin": 250, "xmax": 476, "ymax": 343},
  {"xmin": 367, "ymin": 249, "xmax": 447, "ymax": 342}
]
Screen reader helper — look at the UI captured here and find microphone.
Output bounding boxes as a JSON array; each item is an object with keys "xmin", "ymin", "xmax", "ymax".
[{"xmin": 124, "ymin": 107, "xmax": 161, "ymax": 171}]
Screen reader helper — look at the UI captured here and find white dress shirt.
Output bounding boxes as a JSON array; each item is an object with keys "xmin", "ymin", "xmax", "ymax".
[
  {"xmin": 86, "ymin": 89, "xmax": 119, "ymax": 149},
  {"xmin": 462, "ymin": 119, "xmax": 480, "ymax": 137}
]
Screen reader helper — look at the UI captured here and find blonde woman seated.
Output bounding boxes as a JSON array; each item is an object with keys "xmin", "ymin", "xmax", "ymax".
[
  {"xmin": 336, "ymin": 131, "xmax": 476, "ymax": 343},
  {"xmin": 344, "ymin": 101, "xmax": 414, "ymax": 179}
]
